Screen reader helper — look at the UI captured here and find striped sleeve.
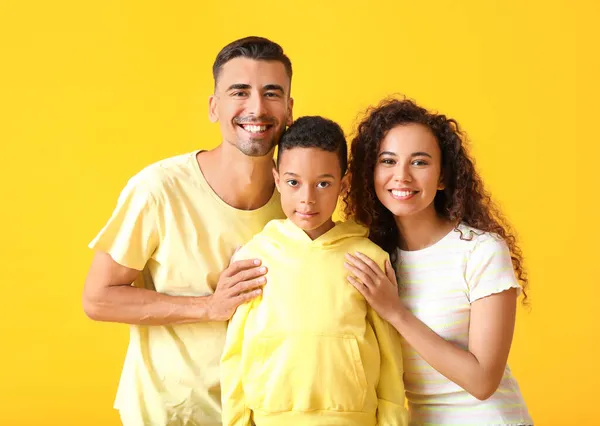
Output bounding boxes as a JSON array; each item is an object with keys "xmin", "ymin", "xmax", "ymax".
[{"xmin": 465, "ymin": 235, "xmax": 521, "ymax": 303}]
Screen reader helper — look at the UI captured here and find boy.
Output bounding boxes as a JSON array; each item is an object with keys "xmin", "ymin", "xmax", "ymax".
[{"xmin": 220, "ymin": 116, "xmax": 408, "ymax": 426}]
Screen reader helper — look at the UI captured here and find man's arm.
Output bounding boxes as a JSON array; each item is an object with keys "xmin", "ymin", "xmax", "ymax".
[{"xmin": 82, "ymin": 251, "xmax": 268, "ymax": 325}]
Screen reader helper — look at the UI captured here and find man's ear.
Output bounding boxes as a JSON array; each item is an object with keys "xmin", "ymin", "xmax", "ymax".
[
  {"xmin": 286, "ymin": 98, "xmax": 294, "ymax": 126},
  {"xmin": 272, "ymin": 166, "xmax": 281, "ymax": 192},
  {"xmin": 208, "ymin": 95, "xmax": 219, "ymax": 123}
]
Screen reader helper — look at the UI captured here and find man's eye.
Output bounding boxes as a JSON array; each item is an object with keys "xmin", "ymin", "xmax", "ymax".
[
  {"xmin": 317, "ymin": 182, "xmax": 331, "ymax": 188},
  {"xmin": 265, "ymin": 92, "xmax": 281, "ymax": 98},
  {"xmin": 231, "ymin": 92, "xmax": 248, "ymax": 97},
  {"xmin": 286, "ymin": 180, "xmax": 298, "ymax": 187}
]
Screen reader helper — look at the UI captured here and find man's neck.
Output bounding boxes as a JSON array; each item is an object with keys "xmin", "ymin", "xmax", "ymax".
[
  {"xmin": 394, "ymin": 207, "xmax": 455, "ymax": 251},
  {"xmin": 197, "ymin": 144, "xmax": 275, "ymax": 211}
]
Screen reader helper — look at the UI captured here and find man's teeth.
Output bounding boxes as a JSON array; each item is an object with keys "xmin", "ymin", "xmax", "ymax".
[
  {"xmin": 392, "ymin": 190, "xmax": 414, "ymax": 197},
  {"xmin": 242, "ymin": 124, "xmax": 268, "ymax": 133}
]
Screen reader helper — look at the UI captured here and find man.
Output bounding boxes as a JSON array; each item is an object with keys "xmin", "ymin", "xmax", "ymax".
[{"xmin": 83, "ymin": 36, "xmax": 293, "ymax": 425}]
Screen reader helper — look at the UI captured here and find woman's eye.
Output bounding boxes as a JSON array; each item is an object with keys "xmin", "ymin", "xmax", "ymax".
[
  {"xmin": 317, "ymin": 182, "xmax": 331, "ymax": 188},
  {"xmin": 412, "ymin": 160, "xmax": 428, "ymax": 166},
  {"xmin": 286, "ymin": 180, "xmax": 299, "ymax": 187},
  {"xmin": 381, "ymin": 158, "xmax": 395, "ymax": 165}
]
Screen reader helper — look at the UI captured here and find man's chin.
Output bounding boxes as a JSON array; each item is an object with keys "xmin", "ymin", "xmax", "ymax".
[{"xmin": 237, "ymin": 140, "xmax": 276, "ymax": 157}]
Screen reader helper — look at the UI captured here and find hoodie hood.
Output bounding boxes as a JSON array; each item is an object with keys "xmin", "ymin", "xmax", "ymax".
[{"xmin": 258, "ymin": 219, "xmax": 369, "ymax": 249}]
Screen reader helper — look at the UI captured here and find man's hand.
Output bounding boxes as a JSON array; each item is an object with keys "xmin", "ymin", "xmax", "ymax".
[{"xmin": 208, "ymin": 259, "xmax": 267, "ymax": 321}]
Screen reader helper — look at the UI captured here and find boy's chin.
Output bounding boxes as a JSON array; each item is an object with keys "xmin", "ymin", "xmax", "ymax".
[{"xmin": 290, "ymin": 219, "xmax": 321, "ymax": 231}]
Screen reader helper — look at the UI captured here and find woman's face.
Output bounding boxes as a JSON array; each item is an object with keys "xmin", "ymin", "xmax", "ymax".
[{"xmin": 374, "ymin": 123, "xmax": 445, "ymax": 219}]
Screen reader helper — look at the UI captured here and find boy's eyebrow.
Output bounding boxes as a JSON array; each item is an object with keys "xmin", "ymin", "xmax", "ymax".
[{"xmin": 283, "ymin": 172, "xmax": 335, "ymax": 179}]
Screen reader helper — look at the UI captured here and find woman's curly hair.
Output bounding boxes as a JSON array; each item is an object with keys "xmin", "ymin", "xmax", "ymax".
[{"xmin": 343, "ymin": 97, "xmax": 528, "ymax": 301}]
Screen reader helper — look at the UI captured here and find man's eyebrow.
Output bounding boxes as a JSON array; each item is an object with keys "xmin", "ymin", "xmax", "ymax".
[
  {"xmin": 226, "ymin": 84, "xmax": 251, "ymax": 91},
  {"xmin": 264, "ymin": 84, "xmax": 285, "ymax": 93}
]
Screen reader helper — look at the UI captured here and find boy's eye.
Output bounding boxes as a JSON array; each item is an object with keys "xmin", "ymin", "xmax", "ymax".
[
  {"xmin": 286, "ymin": 179, "xmax": 299, "ymax": 187},
  {"xmin": 317, "ymin": 182, "xmax": 331, "ymax": 188}
]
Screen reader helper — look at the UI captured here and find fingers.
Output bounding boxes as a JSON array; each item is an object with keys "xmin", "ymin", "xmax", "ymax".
[
  {"xmin": 229, "ymin": 264, "xmax": 267, "ymax": 287},
  {"xmin": 384, "ymin": 260, "xmax": 399, "ymax": 288},
  {"xmin": 344, "ymin": 259, "xmax": 374, "ymax": 287},
  {"xmin": 224, "ymin": 258, "xmax": 263, "ymax": 278},
  {"xmin": 352, "ymin": 252, "xmax": 386, "ymax": 279},
  {"xmin": 230, "ymin": 275, "xmax": 267, "ymax": 296},
  {"xmin": 232, "ymin": 289, "xmax": 263, "ymax": 307},
  {"xmin": 347, "ymin": 275, "xmax": 369, "ymax": 297}
]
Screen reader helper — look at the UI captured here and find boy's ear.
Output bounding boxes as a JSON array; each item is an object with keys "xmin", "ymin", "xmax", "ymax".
[
  {"xmin": 340, "ymin": 173, "xmax": 350, "ymax": 194},
  {"xmin": 272, "ymin": 167, "xmax": 281, "ymax": 192}
]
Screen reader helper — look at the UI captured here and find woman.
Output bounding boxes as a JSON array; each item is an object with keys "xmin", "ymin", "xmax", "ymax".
[{"xmin": 343, "ymin": 98, "xmax": 533, "ymax": 425}]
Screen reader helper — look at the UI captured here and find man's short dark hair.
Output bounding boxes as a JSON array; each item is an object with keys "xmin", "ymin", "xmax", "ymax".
[
  {"xmin": 212, "ymin": 36, "xmax": 292, "ymax": 87},
  {"xmin": 277, "ymin": 116, "xmax": 348, "ymax": 176}
]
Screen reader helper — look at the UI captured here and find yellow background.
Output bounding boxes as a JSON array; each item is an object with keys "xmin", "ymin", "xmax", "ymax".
[{"xmin": 1, "ymin": 0, "xmax": 598, "ymax": 424}]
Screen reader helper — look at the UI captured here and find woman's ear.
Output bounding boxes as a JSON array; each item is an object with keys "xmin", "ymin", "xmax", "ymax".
[{"xmin": 437, "ymin": 173, "xmax": 446, "ymax": 191}]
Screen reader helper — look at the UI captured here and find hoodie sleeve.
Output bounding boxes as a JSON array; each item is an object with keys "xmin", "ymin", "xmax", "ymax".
[
  {"xmin": 221, "ymin": 295, "xmax": 254, "ymax": 426},
  {"xmin": 221, "ymin": 245, "xmax": 257, "ymax": 426},
  {"xmin": 367, "ymin": 251, "xmax": 409, "ymax": 425},
  {"xmin": 368, "ymin": 306, "xmax": 409, "ymax": 425}
]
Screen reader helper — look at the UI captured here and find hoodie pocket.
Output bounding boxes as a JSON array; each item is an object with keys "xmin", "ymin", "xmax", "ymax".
[{"xmin": 243, "ymin": 334, "xmax": 368, "ymax": 413}]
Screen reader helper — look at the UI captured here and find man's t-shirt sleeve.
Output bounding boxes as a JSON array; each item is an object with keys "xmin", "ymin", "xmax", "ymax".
[{"xmin": 89, "ymin": 174, "xmax": 159, "ymax": 270}]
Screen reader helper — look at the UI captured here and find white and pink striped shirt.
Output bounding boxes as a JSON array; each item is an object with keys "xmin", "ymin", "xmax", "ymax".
[{"xmin": 396, "ymin": 223, "xmax": 533, "ymax": 425}]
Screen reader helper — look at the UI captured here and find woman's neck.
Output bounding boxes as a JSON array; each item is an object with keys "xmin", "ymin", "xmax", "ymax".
[{"xmin": 394, "ymin": 206, "xmax": 456, "ymax": 251}]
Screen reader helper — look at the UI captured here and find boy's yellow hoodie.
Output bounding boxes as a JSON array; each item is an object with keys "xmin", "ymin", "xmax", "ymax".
[{"xmin": 221, "ymin": 219, "xmax": 408, "ymax": 426}]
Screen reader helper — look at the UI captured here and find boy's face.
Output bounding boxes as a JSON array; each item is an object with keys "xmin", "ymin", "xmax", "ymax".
[{"xmin": 274, "ymin": 147, "xmax": 346, "ymax": 240}]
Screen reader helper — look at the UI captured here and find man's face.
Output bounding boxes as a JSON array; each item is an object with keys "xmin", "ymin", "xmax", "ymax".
[{"xmin": 209, "ymin": 57, "xmax": 293, "ymax": 157}]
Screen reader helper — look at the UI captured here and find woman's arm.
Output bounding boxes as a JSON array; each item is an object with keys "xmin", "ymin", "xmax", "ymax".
[{"xmin": 345, "ymin": 252, "xmax": 517, "ymax": 400}]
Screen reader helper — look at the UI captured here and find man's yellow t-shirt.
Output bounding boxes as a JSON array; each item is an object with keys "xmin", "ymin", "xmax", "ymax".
[{"xmin": 89, "ymin": 150, "xmax": 284, "ymax": 425}]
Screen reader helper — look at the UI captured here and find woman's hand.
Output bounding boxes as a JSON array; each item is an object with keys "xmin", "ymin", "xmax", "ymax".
[{"xmin": 344, "ymin": 252, "xmax": 406, "ymax": 323}]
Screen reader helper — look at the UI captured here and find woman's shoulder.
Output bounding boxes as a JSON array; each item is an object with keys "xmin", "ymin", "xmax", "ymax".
[
  {"xmin": 452, "ymin": 223, "xmax": 506, "ymax": 248},
  {"xmin": 449, "ymin": 224, "xmax": 514, "ymax": 276}
]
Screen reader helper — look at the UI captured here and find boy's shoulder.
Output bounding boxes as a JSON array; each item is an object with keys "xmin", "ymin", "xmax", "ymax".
[
  {"xmin": 231, "ymin": 219, "xmax": 287, "ymax": 261},
  {"xmin": 346, "ymin": 235, "xmax": 390, "ymax": 264},
  {"xmin": 338, "ymin": 221, "xmax": 390, "ymax": 265}
]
